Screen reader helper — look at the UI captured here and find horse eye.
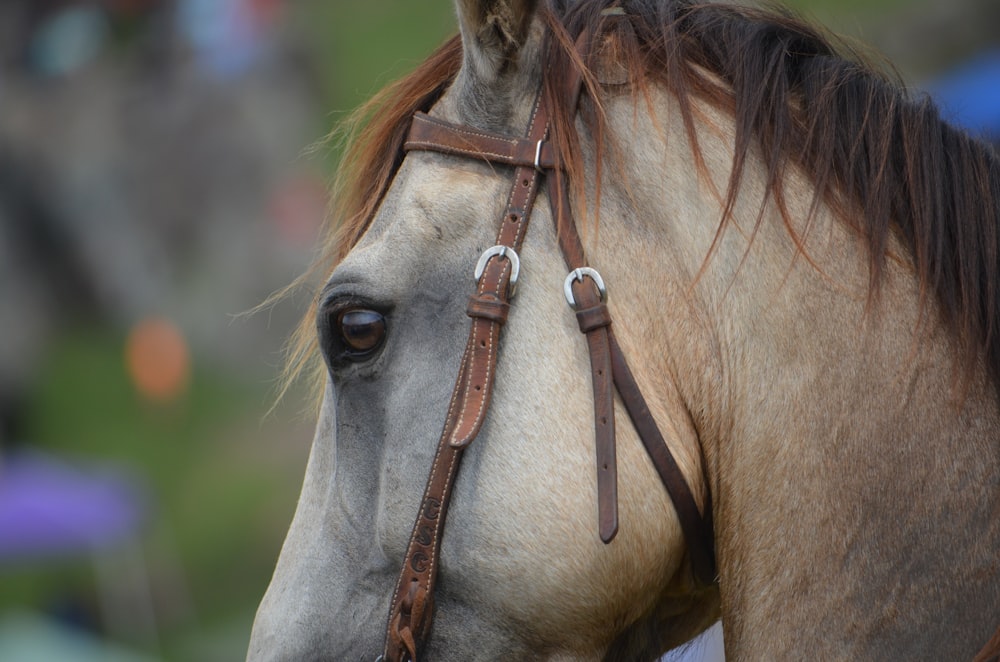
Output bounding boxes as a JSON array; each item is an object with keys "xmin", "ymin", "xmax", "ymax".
[{"xmin": 336, "ymin": 308, "xmax": 386, "ymax": 358}]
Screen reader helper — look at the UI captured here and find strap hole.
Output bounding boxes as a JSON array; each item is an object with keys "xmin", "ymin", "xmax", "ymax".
[
  {"xmin": 509, "ymin": 213, "xmax": 519, "ymax": 223},
  {"xmin": 521, "ymin": 178, "xmax": 530, "ymax": 187},
  {"xmin": 475, "ymin": 385, "xmax": 482, "ymax": 391},
  {"xmin": 480, "ymin": 340, "xmax": 486, "ymax": 348}
]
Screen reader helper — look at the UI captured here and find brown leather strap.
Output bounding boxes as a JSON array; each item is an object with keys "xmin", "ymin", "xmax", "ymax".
[
  {"xmin": 556, "ymin": 21, "xmax": 717, "ymax": 581},
  {"xmin": 543, "ymin": 28, "xmax": 620, "ymax": 545},
  {"xmin": 549, "ymin": 166, "xmax": 716, "ymax": 585},
  {"xmin": 571, "ymin": 282, "xmax": 619, "ymax": 542},
  {"xmin": 608, "ymin": 332, "xmax": 717, "ymax": 587},
  {"xmin": 406, "ymin": 112, "xmax": 558, "ymax": 170},
  {"xmin": 975, "ymin": 625, "xmax": 1000, "ymax": 662},
  {"xmin": 545, "ymin": 59, "xmax": 716, "ymax": 583},
  {"xmin": 383, "ymin": 92, "xmax": 551, "ymax": 662}
]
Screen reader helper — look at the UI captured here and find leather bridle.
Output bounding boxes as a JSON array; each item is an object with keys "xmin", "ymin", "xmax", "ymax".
[{"xmin": 379, "ymin": 29, "xmax": 716, "ymax": 662}]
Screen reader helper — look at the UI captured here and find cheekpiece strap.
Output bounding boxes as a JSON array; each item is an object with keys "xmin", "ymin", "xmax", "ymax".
[{"xmin": 382, "ymin": 87, "xmax": 552, "ymax": 662}]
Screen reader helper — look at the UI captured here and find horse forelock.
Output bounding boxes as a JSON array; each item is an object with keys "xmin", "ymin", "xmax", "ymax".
[{"xmin": 286, "ymin": 0, "xmax": 1000, "ymax": 405}]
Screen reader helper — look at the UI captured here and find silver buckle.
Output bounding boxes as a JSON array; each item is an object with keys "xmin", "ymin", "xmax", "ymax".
[
  {"xmin": 474, "ymin": 245, "xmax": 521, "ymax": 297},
  {"xmin": 563, "ymin": 267, "xmax": 607, "ymax": 308},
  {"xmin": 534, "ymin": 139, "xmax": 545, "ymax": 171}
]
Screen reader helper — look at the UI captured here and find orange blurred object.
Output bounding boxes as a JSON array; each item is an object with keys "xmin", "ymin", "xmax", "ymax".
[{"xmin": 125, "ymin": 317, "xmax": 191, "ymax": 403}]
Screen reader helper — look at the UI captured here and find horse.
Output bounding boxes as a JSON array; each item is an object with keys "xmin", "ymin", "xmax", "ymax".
[{"xmin": 248, "ymin": 1, "xmax": 1000, "ymax": 659}]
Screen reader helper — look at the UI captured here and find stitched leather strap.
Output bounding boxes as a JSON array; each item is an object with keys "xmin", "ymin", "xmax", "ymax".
[
  {"xmin": 382, "ymin": 92, "xmax": 551, "ymax": 662},
  {"xmin": 406, "ymin": 112, "xmax": 558, "ymax": 170}
]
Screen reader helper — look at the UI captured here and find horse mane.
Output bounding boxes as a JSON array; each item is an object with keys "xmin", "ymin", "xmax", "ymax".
[
  {"xmin": 286, "ymin": 0, "xmax": 1000, "ymax": 397},
  {"xmin": 280, "ymin": 37, "xmax": 462, "ymax": 397}
]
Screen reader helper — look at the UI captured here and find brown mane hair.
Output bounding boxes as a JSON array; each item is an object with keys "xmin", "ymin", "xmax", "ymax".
[
  {"xmin": 286, "ymin": 0, "xmax": 1000, "ymax": 396},
  {"xmin": 280, "ymin": 37, "xmax": 462, "ymax": 395}
]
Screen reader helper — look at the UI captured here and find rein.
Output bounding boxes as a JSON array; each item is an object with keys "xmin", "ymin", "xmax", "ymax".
[{"xmin": 380, "ymin": 33, "xmax": 716, "ymax": 662}]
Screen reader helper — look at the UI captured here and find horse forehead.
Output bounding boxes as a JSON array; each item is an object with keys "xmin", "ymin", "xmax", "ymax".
[
  {"xmin": 349, "ymin": 34, "xmax": 548, "ymax": 264},
  {"xmin": 355, "ymin": 156, "xmax": 509, "ymax": 263}
]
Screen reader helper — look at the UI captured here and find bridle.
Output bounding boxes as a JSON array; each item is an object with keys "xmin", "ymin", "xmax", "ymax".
[{"xmin": 379, "ymin": 27, "xmax": 716, "ymax": 662}]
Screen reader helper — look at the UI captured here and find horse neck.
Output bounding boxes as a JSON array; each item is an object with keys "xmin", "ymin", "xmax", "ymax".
[{"xmin": 592, "ymin": 83, "xmax": 1000, "ymax": 658}]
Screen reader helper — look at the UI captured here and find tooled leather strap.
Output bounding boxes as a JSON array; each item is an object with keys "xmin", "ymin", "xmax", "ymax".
[{"xmin": 381, "ymin": 92, "xmax": 551, "ymax": 662}]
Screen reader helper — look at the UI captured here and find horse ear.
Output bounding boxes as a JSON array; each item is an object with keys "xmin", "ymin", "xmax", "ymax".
[{"xmin": 455, "ymin": 0, "xmax": 539, "ymax": 77}]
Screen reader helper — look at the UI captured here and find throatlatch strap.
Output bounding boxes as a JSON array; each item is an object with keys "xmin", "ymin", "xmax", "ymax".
[
  {"xmin": 574, "ymin": 280, "xmax": 619, "ymax": 543},
  {"xmin": 544, "ymin": 62, "xmax": 717, "ymax": 584},
  {"xmin": 548, "ymin": 168, "xmax": 716, "ymax": 585},
  {"xmin": 382, "ymin": 92, "xmax": 551, "ymax": 662}
]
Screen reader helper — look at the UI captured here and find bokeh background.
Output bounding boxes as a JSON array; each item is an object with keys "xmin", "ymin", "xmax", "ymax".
[{"xmin": 0, "ymin": 1, "xmax": 995, "ymax": 661}]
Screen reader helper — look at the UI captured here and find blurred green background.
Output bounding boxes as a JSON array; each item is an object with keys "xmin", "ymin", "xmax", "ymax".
[{"xmin": 0, "ymin": 1, "xmax": 994, "ymax": 661}]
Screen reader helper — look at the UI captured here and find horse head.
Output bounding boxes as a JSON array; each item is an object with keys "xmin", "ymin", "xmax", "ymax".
[
  {"xmin": 248, "ymin": 2, "xmax": 718, "ymax": 659},
  {"xmin": 250, "ymin": 1, "xmax": 1000, "ymax": 659}
]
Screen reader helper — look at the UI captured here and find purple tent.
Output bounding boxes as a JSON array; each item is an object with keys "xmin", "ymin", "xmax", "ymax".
[{"xmin": 0, "ymin": 450, "xmax": 147, "ymax": 561}]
